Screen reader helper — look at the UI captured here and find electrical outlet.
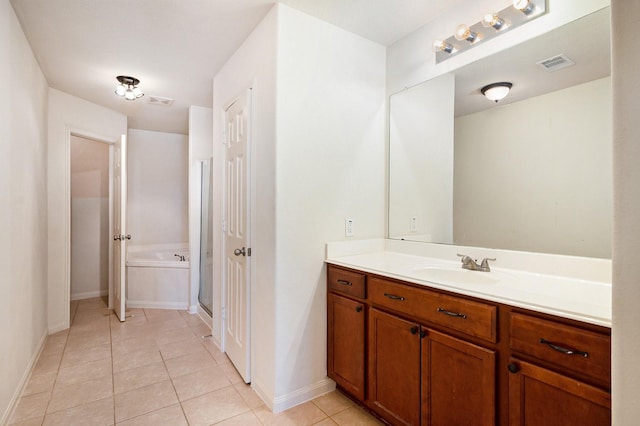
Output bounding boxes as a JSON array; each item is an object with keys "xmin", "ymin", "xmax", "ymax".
[
  {"xmin": 345, "ymin": 218, "xmax": 354, "ymax": 237},
  {"xmin": 410, "ymin": 216, "xmax": 417, "ymax": 232}
]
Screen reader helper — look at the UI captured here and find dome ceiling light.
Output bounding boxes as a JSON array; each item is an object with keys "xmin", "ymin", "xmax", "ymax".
[
  {"xmin": 115, "ymin": 75, "xmax": 144, "ymax": 101},
  {"xmin": 481, "ymin": 82, "xmax": 513, "ymax": 103}
]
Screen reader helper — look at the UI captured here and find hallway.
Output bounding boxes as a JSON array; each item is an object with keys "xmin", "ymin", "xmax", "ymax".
[{"xmin": 8, "ymin": 298, "xmax": 382, "ymax": 425}]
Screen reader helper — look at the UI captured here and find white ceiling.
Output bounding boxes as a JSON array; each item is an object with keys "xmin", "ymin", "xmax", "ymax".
[{"xmin": 10, "ymin": 0, "xmax": 463, "ymax": 134}]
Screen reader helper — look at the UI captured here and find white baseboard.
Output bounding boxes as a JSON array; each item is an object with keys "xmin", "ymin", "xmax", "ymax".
[
  {"xmin": 48, "ymin": 322, "xmax": 68, "ymax": 334},
  {"xmin": 70, "ymin": 289, "xmax": 108, "ymax": 301},
  {"xmin": 252, "ymin": 377, "xmax": 336, "ymax": 414},
  {"xmin": 127, "ymin": 300, "xmax": 189, "ymax": 310},
  {"xmin": 1, "ymin": 329, "xmax": 48, "ymax": 425},
  {"xmin": 189, "ymin": 304, "xmax": 199, "ymax": 314}
]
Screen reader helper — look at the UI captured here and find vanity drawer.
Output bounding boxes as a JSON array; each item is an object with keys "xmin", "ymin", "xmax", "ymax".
[
  {"xmin": 369, "ymin": 277, "xmax": 497, "ymax": 342},
  {"xmin": 510, "ymin": 312, "xmax": 611, "ymax": 385},
  {"xmin": 328, "ymin": 266, "xmax": 366, "ymax": 299}
]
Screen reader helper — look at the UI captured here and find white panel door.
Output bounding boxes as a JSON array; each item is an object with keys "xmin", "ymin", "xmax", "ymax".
[
  {"xmin": 224, "ymin": 89, "xmax": 251, "ymax": 383},
  {"xmin": 112, "ymin": 134, "xmax": 128, "ymax": 322}
]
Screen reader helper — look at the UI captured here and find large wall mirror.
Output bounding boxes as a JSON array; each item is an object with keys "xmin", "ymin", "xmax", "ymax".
[{"xmin": 389, "ymin": 7, "xmax": 611, "ymax": 259}]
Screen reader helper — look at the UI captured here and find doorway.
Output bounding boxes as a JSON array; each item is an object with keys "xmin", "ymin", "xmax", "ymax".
[{"xmin": 69, "ymin": 136, "xmax": 110, "ymax": 306}]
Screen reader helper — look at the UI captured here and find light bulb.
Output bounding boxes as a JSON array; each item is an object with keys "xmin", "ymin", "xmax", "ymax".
[
  {"xmin": 432, "ymin": 39, "xmax": 454, "ymax": 54},
  {"xmin": 454, "ymin": 24, "xmax": 477, "ymax": 43},
  {"xmin": 132, "ymin": 87, "xmax": 143, "ymax": 98},
  {"xmin": 124, "ymin": 87, "xmax": 136, "ymax": 100},
  {"xmin": 482, "ymin": 13, "xmax": 505, "ymax": 30},
  {"xmin": 115, "ymin": 84, "xmax": 126, "ymax": 96},
  {"xmin": 513, "ymin": 0, "xmax": 535, "ymax": 15}
]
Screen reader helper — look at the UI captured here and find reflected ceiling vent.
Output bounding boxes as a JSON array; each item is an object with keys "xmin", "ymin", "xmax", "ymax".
[
  {"xmin": 148, "ymin": 95, "xmax": 174, "ymax": 106},
  {"xmin": 536, "ymin": 54, "xmax": 575, "ymax": 72}
]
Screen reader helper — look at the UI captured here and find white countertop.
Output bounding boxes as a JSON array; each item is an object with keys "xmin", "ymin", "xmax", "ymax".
[{"xmin": 326, "ymin": 240, "xmax": 612, "ymax": 328}]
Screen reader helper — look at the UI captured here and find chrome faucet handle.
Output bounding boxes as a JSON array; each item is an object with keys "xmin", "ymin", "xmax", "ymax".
[
  {"xmin": 457, "ymin": 253, "xmax": 478, "ymax": 270},
  {"xmin": 480, "ymin": 257, "xmax": 496, "ymax": 271}
]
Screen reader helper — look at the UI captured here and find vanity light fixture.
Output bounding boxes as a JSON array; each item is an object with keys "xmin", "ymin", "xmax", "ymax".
[
  {"xmin": 481, "ymin": 82, "xmax": 512, "ymax": 103},
  {"xmin": 115, "ymin": 75, "xmax": 144, "ymax": 101},
  {"xmin": 433, "ymin": 0, "xmax": 547, "ymax": 63},
  {"xmin": 482, "ymin": 13, "xmax": 506, "ymax": 30},
  {"xmin": 455, "ymin": 24, "xmax": 477, "ymax": 43}
]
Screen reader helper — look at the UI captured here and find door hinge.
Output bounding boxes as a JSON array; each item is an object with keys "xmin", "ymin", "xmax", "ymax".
[
  {"xmin": 247, "ymin": 248, "xmax": 252, "ymax": 256},
  {"xmin": 222, "ymin": 220, "xmax": 227, "ymax": 232}
]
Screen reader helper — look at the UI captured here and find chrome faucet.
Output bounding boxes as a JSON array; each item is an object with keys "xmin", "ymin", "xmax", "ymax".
[{"xmin": 457, "ymin": 254, "xmax": 495, "ymax": 272}]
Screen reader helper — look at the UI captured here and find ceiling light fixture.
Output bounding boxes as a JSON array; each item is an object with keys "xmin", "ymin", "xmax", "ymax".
[
  {"xmin": 481, "ymin": 82, "xmax": 513, "ymax": 103},
  {"xmin": 115, "ymin": 75, "xmax": 144, "ymax": 101}
]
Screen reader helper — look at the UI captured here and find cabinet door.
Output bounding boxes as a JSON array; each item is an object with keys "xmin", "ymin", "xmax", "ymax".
[
  {"xmin": 508, "ymin": 359, "xmax": 611, "ymax": 426},
  {"xmin": 369, "ymin": 308, "xmax": 420, "ymax": 426},
  {"xmin": 327, "ymin": 293, "xmax": 366, "ymax": 399},
  {"xmin": 421, "ymin": 329, "xmax": 495, "ymax": 426}
]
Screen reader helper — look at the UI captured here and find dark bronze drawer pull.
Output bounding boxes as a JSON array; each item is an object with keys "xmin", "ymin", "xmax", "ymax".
[
  {"xmin": 337, "ymin": 279, "xmax": 352, "ymax": 286},
  {"xmin": 436, "ymin": 307, "xmax": 467, "ymax": 319},
  {"xmin": 539, "ymin": 338, "xmax": 589, "ymax": 358},
  {"xmin": 384, "ymin": 293, "xmax": 405, "ymax": 301}
]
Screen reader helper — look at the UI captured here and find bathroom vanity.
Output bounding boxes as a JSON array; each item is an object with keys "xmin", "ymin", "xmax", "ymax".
[{"xmin": 326, "ymin": 241, "xmax": 611, "ymax": 426}]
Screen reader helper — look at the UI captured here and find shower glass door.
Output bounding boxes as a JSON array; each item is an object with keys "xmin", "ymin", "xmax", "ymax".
[{"xmin": 199, "ymin": 159, "xmax": 214, "ymax": 315}]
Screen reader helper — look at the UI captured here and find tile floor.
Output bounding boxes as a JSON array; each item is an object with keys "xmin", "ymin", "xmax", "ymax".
[{"xmin": 8, "ymin": 297, "xmax": 384, "ymax": 425}]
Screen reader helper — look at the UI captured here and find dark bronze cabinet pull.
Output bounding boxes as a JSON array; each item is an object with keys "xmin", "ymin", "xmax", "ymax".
[
  {"xmin": 410, "ymin": 326, "xmax": 419, "ymax": 335},
  {"xmin": 539, "ymin": 338, "xmax": 589, "ymax": 358},
  {"xmin": 384, "ymin": 293, "xmax": 405, "ymax": 301},
  {"xmin": 436, "ymin": 307, "xmax": 467, "ymax": 319},
  {"xmin": 337, "ymin": 279, "xmax": 352, "ymax": 286},
  {"xmin": 508, "ymin": 362, "xmax": 520, "ymax": 373},
  {"xmin": 355, "ymin": 306, "xmax": 363, "ymax": 313}
]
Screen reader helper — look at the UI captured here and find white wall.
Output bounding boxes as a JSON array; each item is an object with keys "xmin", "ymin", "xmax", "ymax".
[
  {"xmin": 48, "ymin": 89, "xmax": 127, "ymax": 332},
  {"xmin": 188, "ymin": 106, "xmax": 213, "ymax": 314},
  {"xmin": 0, "ymin": 0, "xmax": 49, "ymax": 422},
  {"xmin": 213, "ymin": 3, "xmax": 386, "ymax": 410},
  {"xmin": 213, "ymin": 3, "xmax": 278, "ymax": 400},
  {"xmin": 274, "ymin": 6, "xmax": 386, "ymax": 405},
  {"xmin": 389, "ymin": 73, "xmax": 455, "ymax": 242},
  {"xmin": 127, "ymin": 129, "xmax": 188, "ymax": 246},
  {"xmin": 611, "ymin": 0, "xmax": 640, "ymax": 423},
  {"xmin": 387, "ymin": 0, "xmax": 610, "ymax": 94},
  {"xmin": 454, "ymin": 77, "xmax": 612, "ymax": 258},
  {"xmin": 70, "ymin": 136, "xmax": 110, "ymax": 299}
]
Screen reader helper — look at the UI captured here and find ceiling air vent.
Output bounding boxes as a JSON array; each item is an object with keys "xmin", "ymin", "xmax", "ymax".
[
  {"xmin": 148, "ymin": 95, "xmax": 174, "ymax": 106},
  {"xmin": 536, "ymin": 54, "xmax": 575, "ymax": 72}
]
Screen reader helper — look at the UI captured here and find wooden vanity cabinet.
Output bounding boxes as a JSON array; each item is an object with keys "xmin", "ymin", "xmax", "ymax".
[
  {"xmin": 326, "ymin": 264, "xmax": 611, "ymax": 426},
  {"xmin": 367, "ymin": 279, "xmax": 496, "ymax": 426},
  {"xmin": 508, "ymin": 311, "xmax": 611, "ymax": 425},
  {"xmin": 327, "ymin": 267, "xmax": 367, "ymax": 400}
]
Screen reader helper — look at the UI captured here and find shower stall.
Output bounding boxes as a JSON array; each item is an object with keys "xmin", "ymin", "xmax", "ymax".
[{"xmin": 199, "ymin": 159, "xmax": 214, "ymax": 315}]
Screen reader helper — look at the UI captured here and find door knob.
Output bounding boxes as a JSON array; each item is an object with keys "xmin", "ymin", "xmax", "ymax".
[
  {"xmin": 113, "ymin": 235, "xmax": 121, "ymax": 241},
  {"xmin": 125, "ymin": 234, "xmax": 132, "ymax": 240},
  {"xmin": 234, "ymin": 247, "xmax": 246, "ymax": 256}
]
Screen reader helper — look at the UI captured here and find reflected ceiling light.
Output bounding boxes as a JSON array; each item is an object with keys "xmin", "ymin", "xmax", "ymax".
[
  {"xmin": 432, "ymin": 39, "xmax": 454, "ymax": 54},
  {"xmin": 482, "ymin": 13, "xmax": 506, "ymax": 30},
  {"xmin": 455, "ymin": 24, "xmax": 477, "ymax": 43},
  {"xmin": 115, "ymin": 75, "xmax": 144, "ymax": 101},
  {"xmin": 481, "ymin": 82, "xmax": 512, "ymax": 103},
  {"xmin": 513, "ymin": 0, "xmax": 535, "ymax": 15}
]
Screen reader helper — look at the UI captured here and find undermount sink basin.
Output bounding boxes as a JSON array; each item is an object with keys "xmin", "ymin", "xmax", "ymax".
[{"xmin": 411, "ymin": 266, "xmax": 501, "ymax": 285}]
